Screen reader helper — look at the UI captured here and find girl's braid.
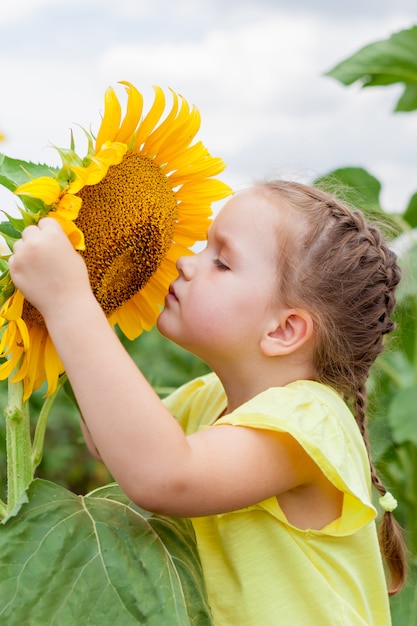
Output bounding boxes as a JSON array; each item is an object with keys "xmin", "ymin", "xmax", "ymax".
[{"xmin": 259, "ymin": 179, "xmax": 407, "ymax": 593}]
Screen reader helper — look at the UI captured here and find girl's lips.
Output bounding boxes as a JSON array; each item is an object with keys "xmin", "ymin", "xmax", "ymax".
[{"xmin": 167, "ymin": 283, "xmax": 179, "ymax": 302}]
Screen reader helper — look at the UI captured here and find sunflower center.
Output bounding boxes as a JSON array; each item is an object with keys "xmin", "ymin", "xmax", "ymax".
[
  {"xmin": 75, "ymin": 151, "xmax": 178, "ymax": 316},
  {"xmin": 22, "ymin": 151, "xmax": 178, "ymax": 327}
]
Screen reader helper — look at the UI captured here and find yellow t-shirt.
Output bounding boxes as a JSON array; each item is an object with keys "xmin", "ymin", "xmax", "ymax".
[{"xmin": 163, "ymin": 373, "xmax": 391, "ymax": 626}]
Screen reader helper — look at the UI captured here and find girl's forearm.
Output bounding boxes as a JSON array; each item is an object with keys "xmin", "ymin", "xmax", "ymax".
[{"xmin": 44, "ymin": 295, "xmax": 191, "ymax": 507}]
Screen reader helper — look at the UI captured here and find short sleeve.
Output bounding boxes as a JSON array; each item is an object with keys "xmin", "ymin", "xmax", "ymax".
[
  {"xmin": 216, "ymin": 381, "xmax": 376, "ymax": 535},
  {"xmin": 162, "ymin": 372, "xmax": 226, "ymax": 435}
]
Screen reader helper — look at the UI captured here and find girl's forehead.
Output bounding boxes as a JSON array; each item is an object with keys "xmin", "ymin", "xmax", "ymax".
[
  {"xmin": 209, "ymin": 191, "xmax": 281, "ymax": 259},
  {"xmin": 217, "ymin": 189, "xmax": 275, "ymax": 223}
]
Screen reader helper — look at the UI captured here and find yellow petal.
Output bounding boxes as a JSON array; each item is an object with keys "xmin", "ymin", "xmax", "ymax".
[
  {"xmin": 135, "ymin": 293, "xmax": 163, "ymax": 329},
  {"xmin": 70, "ymin": 160, "xmax": 108, "ymax": 189},
  {"xmin": 15, "ymin": 317, "xmax": 30, "ymax": 352},
  {"xmin": 24, "ymin": 326, "xmax": 46, "ymax": 396},
  {"xmin": 169, "ymin": 157, "xmax": 227, "ymax": 185},
  {"xmin": 178, "ymin": 178, "xmax": 233, "ymax": 202},
  {"xmin": 43, "ymin": 334, "xmax": 64, "ymax": 396},
  {"xmin": 0, "ymin": 321, "xmax": 17, "ymax": 357},
  {"xmin": 133, "ymin": 86, "xmax": 166, "ymax": 149},
  {"xmin": 141, "ymin": 89, "xmax": 180, "ymax": 156},
  {"xmin": 15, "ymin": 177, "xmax": 61, "ymax": 205},
  {"xmin": 50, "ymin": 214, "xmax": 85, "ymax": 250},
  {"xmin": 154, "ymin": 138, "xmax": 207, "ymax": 172},
  {"xmin": 115, "ymin": 82, "xmax": 143, "ymax": 144},
  {"xmin": 69, "ymin": 142, "xmax": 127, "ymax": 191},
  {"xmin": 2, "ymin": 289, "xmax": 24, "ymax": 322},
  {"xmin": 96, "ymin": 86, "xmax": 122, "ymax": 152},
  {"xmin": 112, "ymin": 299, "xmax": 144, "ymax": 340},
  {"xmin": 95, "ymin": 141, "xmax": 127, "ymax": 168},
  {"xmin": 0, "ymin": 343, "xmax": 24, "ymax": 380},
  {"xmin": 55, "ymin": 193, "xmax": 83, "ymax": 220},
  {"xmin": 153, "ymin": 106, "xmax": 201, "ymax": 163}
]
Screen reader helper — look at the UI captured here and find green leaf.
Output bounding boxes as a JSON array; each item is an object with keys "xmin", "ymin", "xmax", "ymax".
[
  {"xmin": 0, "ymin": 479, "xmax": 212, "ymax": 626},
  {"xmin": 403, "ymin": 191, "xmax": 417, "ymax": 228},
  {"xmin": 326, "ymin": 26, "xmax": 417, "ymax": 112},
  {"xmin": 314, "ymin": 167, "xmax": 402, "ymax": 236},
  {"xmin": 387, "ymin": 387, "xmax": 417, "ymax": 445},
  {"xmin": 0, "ymin": 153, "xmax": 59, "ymax": 192}
]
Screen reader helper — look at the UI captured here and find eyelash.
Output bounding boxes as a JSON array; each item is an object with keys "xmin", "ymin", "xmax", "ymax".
[{"xmin": 213, "ymin": 258, "xmax": 230, "ymax": 271}]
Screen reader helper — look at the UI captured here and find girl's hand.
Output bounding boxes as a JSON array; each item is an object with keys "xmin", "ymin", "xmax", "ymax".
[{"xmin": 9, "ymin": 218, "xmax": 91, "ymax": 320}]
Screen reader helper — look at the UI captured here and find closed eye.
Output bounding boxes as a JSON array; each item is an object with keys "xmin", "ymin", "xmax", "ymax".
[{"xmin": 213, "ymin": 258, "xmax": 230, "ymax": 271}]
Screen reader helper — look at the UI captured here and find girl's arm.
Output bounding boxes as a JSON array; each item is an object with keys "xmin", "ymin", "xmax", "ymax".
[{"xmin": 9, "ymin": 219, "xmax": 328, "ymax": 518}]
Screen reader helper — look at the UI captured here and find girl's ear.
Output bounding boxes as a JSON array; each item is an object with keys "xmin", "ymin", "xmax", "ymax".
[{"xmin": 260, "ymin": 309, "xmax": 314, "ymax": 357}]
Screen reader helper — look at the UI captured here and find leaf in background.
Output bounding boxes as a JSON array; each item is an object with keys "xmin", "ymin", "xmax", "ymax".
[
  {"xmin": 403, "ymin": 191, "xmax": 417, "ymax": 228},
  {"xmin": 314, "ymin": 167, "xmax": 402, "ymax": 236},
  {"xmin": 0, "ymin": 479, "xmax": 212, "ymax": 626},
  {"xmin": 387, "ymin": 387, "xmax": 417, "ymax": 445},
  {"xmin": 326, "ymin": 26, "xmax": 417, "ymax": 112}
]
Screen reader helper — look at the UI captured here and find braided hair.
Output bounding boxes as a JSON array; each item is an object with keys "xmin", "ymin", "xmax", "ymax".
[{"xmin": 258, "ymin": 179, "xmax": 407, "ymax": 594}]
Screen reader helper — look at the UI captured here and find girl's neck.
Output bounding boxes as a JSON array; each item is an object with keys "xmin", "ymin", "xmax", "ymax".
[{"xmin": 214, "ymin": 357, "xmax": 316, "ymax": 415}]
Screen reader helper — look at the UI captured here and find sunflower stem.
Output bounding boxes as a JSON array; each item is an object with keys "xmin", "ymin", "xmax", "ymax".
[
  {"xmin": 3, "ymin": 378, "xmax": 33, "ymax": 519},
  {"xmin": 32, "ymin": 374, "xmax": 67, "ymax": 470}
]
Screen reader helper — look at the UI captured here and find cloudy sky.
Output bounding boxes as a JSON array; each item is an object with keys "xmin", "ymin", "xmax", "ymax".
[{"xmin": 0, "ymin": 0, "xmax": 417, "ymax": 216}]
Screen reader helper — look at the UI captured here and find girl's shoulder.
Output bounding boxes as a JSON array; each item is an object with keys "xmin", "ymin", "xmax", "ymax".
[{"xmin": 221, "ymin": 379, "xmax": 354, "ymax": 434}]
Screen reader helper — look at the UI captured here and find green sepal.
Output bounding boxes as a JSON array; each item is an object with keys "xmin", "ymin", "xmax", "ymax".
[
  {"xmin": 56, "ymin": 164, "xmax": 77, "ymax": 188},
  {"xmin": 18, "ymin": 195, "xmax": 50, "ymax": 215},
  {"xmin": 54, "ymin": 145, "xmax": 84, "ymax": 168}
]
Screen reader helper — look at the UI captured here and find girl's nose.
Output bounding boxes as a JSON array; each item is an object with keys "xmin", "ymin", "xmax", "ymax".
[{"xmin": 176, "ymin": 253, "xmax": 195, "ymax": 279}]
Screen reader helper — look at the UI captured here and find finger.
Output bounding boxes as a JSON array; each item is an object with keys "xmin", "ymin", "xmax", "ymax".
[
  {"xmin": 20, "ymin": 224, "xmax": 40, "ymax": 241},
  {"xmin": 12, "ymin": 236, "xmax": 26, "ymax": 253},
  {"xmin": 38, "ymin": 217, "xmax": 65, "ymax": 234}
]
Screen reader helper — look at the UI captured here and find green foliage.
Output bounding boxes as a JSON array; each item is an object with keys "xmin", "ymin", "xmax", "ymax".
[
  {"xmin": 326, "ymin": 26, "xmax": 417, "ymax": 112},
  {"xmin": 325, "ymin": 28, "xmax": 417, "ymax": 624},
  {"xmin": 0, "ymin": 480, "xmax": 212, "ymax": 625}
]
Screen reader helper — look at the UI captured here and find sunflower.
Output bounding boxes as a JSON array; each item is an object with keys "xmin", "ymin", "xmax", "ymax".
[{"xmin": 0, "ymin": 81, "xmax": 232, "ymax": 400}]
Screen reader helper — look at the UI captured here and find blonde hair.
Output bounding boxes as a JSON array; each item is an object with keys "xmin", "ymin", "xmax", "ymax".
[{"xmin": 257, "ymin": 179, "xmax": 407, "ymax": 594}]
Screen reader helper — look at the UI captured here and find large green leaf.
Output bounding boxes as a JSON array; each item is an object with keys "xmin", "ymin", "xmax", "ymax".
[
  {"xmin": 0, "ymin": 479, "xmax": 212, "ymax": 626},
  {"xmin": 326, "ymin": 26, "xmax": 417, "ymax": 112}
]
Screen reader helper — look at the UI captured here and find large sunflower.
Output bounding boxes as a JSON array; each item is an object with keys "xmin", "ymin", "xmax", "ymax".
[{"xmin": 0, "ymin": 81, "xmax": 232, "ymax": 400}]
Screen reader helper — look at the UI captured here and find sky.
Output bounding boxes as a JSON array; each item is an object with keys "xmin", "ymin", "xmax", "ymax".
[{"xmin": 0, "ymin": 0, "xmax": 417, "ymax": 217}]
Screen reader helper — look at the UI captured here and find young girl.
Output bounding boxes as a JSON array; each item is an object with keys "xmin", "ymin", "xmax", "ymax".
[{"xmin": 9, "ymin": 180, "xmax": 407, "ymax": 625}]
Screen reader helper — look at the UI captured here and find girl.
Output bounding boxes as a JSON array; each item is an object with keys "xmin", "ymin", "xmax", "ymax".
[{"xmin": 9, "ymin": 180, "xmax": 407, "ymax": 625}]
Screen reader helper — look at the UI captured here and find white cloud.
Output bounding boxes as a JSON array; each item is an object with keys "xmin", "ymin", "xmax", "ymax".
[
  {"xmin": 0, "ymin": 3, "xmax": 416, "ymax": 214},
  {"xmin": 0, "ymin": 0, "xmax": 54, "ymax": 24}
]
